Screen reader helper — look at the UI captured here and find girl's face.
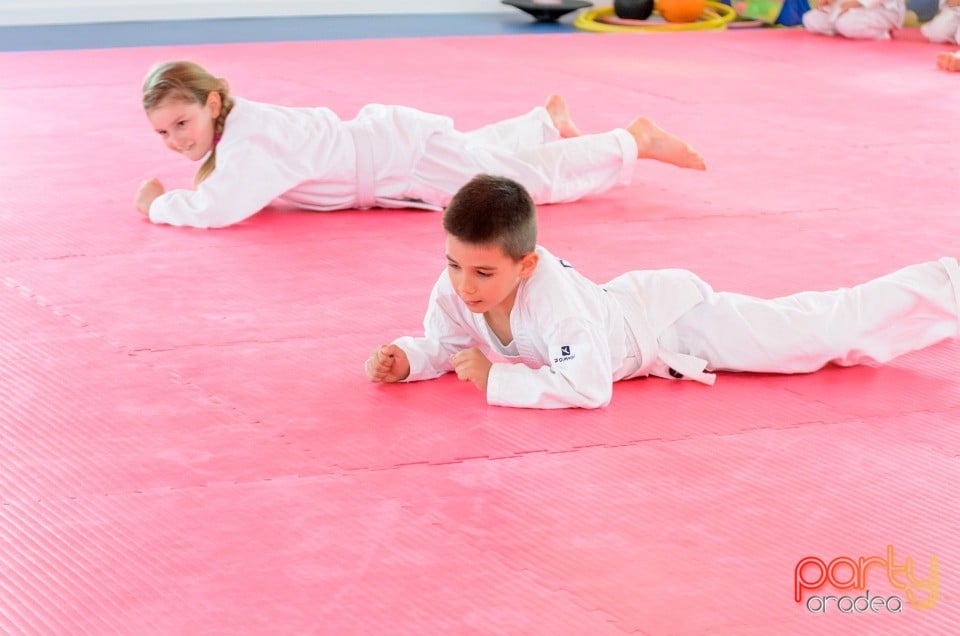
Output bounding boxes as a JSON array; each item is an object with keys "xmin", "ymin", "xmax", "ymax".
[{"xmin": 147, "ymin": 92, "xmax": 222, "ymax": 161}]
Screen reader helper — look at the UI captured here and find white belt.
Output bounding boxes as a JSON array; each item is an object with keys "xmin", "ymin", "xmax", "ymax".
[
  {"xmin": 653, "ymin": 336, "xmax": 716, "ymax": 386},
  {"xmin": 606, "ymin": 281, "xmax": 716, "ymax": 386},
  {"xmin": 345, "ymin": 121, "xmax": 377, "ymax": 209}
]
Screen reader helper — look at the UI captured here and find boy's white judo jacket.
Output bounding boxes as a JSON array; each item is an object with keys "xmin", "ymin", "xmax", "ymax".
[{"xmin": 393, "ymin": 245, "xmax": 714, "ymax": 410}]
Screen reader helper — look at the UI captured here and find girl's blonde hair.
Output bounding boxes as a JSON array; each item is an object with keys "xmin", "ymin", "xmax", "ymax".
[{"xmin": 142, "ymin": 61, "xmax": 235, "ymax": 186}]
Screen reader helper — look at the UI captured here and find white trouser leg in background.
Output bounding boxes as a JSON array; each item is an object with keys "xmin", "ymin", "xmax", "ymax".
[
  {"xmin": 670, "ymin": 258, "xmax": 960, "ymax": 374},
  {"xmin": 461, "ymin": 107, "xmax": 560, "ymax": 150},
  {"xmin": 413, "ymin": 128, "xmax": 638, "ymax": 206},
  {"xmin": 803, "ymin": 9, "xmax": 838, "ymax": 34},
  {"xmin": 834, "ymin": 6, "xmax": 903, "ymax": 39},
  {"xmin": 803, "ymin": 5, "xmax": 902, "ymax": 38},
  {"xmin": 921, "ymin": 7, "xmax": 960, "ymax": 43}
]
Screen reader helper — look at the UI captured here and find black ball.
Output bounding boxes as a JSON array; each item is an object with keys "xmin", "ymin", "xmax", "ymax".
[{"xmin": 614, "ymin": 0, "xmax": 655, "ymax": 19}]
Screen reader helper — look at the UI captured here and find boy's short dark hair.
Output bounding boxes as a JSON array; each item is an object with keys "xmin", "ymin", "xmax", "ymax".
[{"xmin": 443, "ymin": 174, "xmax": 537, "ymax": 261}]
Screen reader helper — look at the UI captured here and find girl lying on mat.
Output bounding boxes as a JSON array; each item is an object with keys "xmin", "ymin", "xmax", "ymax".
[
  {"xmin": 135, "ymin": 60, "xmax": 705, "ymax": 229},
  {"xmin": 364, "ymin": 174, "xmax": 960, "ymax": 409}
]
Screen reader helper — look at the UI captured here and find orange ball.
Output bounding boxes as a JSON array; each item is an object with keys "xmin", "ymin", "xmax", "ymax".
[{"xmin": 656, "ymin": 0, "xmax": 705, "ymax": 22}]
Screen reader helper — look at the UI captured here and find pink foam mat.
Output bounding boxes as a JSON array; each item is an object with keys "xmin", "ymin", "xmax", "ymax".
[{"xmin": 1, "ymin": 29, "xmax": 959, "ymax": 633}]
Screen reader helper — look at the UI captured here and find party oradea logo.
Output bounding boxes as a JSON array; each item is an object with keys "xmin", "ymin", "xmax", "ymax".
[{"xmin": 795, "ymin": 545, "xmax": 938, "ymax": 614}]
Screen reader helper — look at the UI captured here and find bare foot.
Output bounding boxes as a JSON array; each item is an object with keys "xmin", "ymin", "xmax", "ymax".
[
  {"xmin": 936, "ymin": 51, "xmax": 960, "ymax": 72},
  {"xmin": 545, "ymin": 94, "xmax": 581, "ymax": 138},
  {"xmin": 628, "ymin": 117, "xmax": 706, "ymax": 171}
]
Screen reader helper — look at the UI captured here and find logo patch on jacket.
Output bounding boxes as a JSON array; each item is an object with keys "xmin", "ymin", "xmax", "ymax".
[{"xmin": 552, "ymin": 345, "xmax": 576, "ymax": 364}]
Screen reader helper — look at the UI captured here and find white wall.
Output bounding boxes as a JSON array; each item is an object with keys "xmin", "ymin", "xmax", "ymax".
[{"xmin": 0, "ymin": 0, "xmax": 507, "ymax": 26}]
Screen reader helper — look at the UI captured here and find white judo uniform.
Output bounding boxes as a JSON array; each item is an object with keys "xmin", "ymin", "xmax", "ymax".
[
  {"xmin": 922, "ymin": 0, "xmax": 960, "ymax": 43},
  {"xmin": 394, "ymin": 246, "xmax": 960, "ymax": 409},
  {"xmin": 149, "ymin": 98, "xmax": 638, "ymax": 229},
  {"xmin": 802, "ymin": 0, "xmax": 906, "ymax": 39}
]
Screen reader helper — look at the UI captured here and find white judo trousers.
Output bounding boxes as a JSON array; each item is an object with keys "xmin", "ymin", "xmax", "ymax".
[
  {"xmin": 410, "ymin": 107, "xmax": 637, "ymax": 207},
  {"xmin": 803, "ymin": 0, "xmax": 906, "ymax": 39},
  {"xmin": 663, "ymin": 258, "xmax": 960, "ymax": 374},
  {"xmin": 922, "ymin": 1, "xmax": 960, "ymax": 43}
]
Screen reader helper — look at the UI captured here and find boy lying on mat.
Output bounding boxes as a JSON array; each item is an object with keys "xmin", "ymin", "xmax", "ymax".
[
  {"xmin": 365, "ymin": 174, "xmax": 960, "ymax": 409},
  {"xmin": 135, "ymin": 61, "xmax": 704, "ymax": 229}
]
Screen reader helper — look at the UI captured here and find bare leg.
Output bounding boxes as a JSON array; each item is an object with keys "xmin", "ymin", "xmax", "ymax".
[
  {"xmin": 545, "ymin": 94, "xmax": 581, "ymax": 138},
  {"xmin": 628, "ymin": 117, "xmax": 706, "ymax": 171},
  {"xmin": 936, "ymin": 51, "xmax": 960, "ymax": 72}
]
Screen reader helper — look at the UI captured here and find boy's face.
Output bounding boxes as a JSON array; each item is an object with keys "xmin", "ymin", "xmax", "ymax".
[
  {"xmin": 147, "ymin": 93, "xmax": 222, "ymax": 162},
  {"xmin": 445, "ymin": 235, "xmax": 537, "ymax": 316}
]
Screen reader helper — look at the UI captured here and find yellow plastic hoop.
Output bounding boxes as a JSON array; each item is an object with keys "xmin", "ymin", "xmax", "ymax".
[{"xmin": 574, "ymin": 2, "xmax": 737, "ymax": 32}]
